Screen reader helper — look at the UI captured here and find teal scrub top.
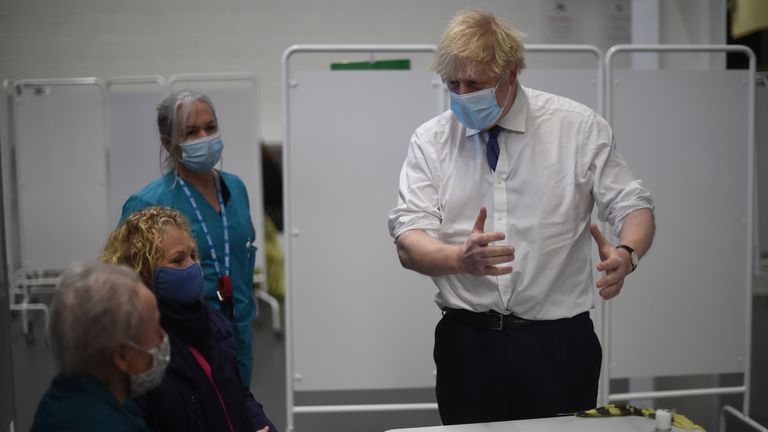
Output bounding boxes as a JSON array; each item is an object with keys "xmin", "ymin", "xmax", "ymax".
[
  {"xmin": 32, "ymin": 373, "xmax": 149, "ymax": 432},
  {"xmin": 120, "ymin": 170, "xmax": 257, "ymax": 383}
]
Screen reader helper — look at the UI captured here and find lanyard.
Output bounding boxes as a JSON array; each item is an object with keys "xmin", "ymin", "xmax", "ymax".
[{"xmin": 178, "ymin": 175, "xmax": 230, "ymax": 279}]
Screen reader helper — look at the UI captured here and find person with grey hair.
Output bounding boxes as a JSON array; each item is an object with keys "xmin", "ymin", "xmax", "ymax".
[
  {"xmin": 388, "ymin": 10, "xmax": 655, "ymax": 423},
  {"xmin": 119, "ymin": 90, "xmax": 258, "ymax": 385},
  {"xmin": 31, "ymin": 262, "xmax": 168, "ymax": 431}
]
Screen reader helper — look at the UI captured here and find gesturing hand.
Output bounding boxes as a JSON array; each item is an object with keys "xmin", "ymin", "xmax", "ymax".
[
  {"xmin": 590, "ymin": 224, "xmax": 628, "ymax": 300},
  {"xmin": 458, "ymin": 207, "xmax": 515, "ymax": 276}
]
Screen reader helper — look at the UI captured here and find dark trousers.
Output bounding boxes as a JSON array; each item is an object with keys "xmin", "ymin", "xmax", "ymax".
[{"xmin": 433, "ymin": 310, "xmax": 601, "ymax": 425}]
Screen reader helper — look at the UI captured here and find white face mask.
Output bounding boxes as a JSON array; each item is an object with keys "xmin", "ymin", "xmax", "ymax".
[{"xmin": 125, "ymin": 333, "xmax": 171, "ymax": 397}]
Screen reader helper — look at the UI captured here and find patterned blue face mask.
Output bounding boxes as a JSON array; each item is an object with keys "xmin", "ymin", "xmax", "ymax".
[
  {"xmin": 180, "ymin": 132, "xmax": 223, "ymax": 172},
  {"xmin": 449, "ymin": 79, "xmax": 510, "ymax": 130},
  {"xmin": 153, "ymin": 262, "xmax": 204, "ymax": 304}
]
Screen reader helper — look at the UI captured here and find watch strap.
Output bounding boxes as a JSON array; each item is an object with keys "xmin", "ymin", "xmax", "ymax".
[{"xmin": 616, "ymin": 244, "xmax": 638, "ymax": 272}]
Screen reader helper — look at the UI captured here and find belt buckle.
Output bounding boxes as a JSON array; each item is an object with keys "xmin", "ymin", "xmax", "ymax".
[{"xmin": 490, "ymin": 312, "xmax": 503, "ymax": 331}]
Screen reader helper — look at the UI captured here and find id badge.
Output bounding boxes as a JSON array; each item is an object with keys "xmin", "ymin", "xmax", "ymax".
[{"xmin": 216, "ymin": 274, "xmax": 233, "ymax": 301}]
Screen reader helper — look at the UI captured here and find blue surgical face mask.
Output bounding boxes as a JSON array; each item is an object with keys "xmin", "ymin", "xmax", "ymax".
[
  {"xmin": 180, "ymin": 132, "xmax": 223, "ymax": 172},
  {"xmin": 153, "ymin": 262, "xmax": 204, "ymax": 304},
  {"xmin": 449, "ymin": 80, "xmax": 511, "ymax": 130}
]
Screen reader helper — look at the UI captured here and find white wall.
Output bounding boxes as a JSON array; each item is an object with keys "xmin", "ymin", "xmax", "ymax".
[
  {"xmin": 0, "ymin": 0, "xmax": 721, "ymax": 143},
  {"xmin": 660, "ymin": 0, "xmax": 727, "ymax": 69}
]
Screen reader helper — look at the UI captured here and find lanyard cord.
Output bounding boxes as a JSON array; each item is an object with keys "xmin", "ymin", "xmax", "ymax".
[{"xmin": 178, "ymin": 174, "xmax": 230, "ymax": 278}]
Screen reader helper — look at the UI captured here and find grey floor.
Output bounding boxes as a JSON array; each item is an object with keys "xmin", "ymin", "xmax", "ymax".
[{"xmin": 9, "ymin": 287, "xmax": 768, "ymax": 432}]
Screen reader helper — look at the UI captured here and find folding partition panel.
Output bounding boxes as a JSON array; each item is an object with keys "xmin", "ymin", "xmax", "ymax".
[
  {"xmin": 11, "ymin": 79, "xmax": 110, "ymax": 271},
  {"xmin": 107, "ymin": 76, "xmax": 166, "ymax": 225},
  {"xmin": 6, "ymin": 79, "xmax": 110, "ymax": 340},
  {"xmin": 283, "ymin": 46, "xmax": 442, "ymax": 431},
  {"xmin": 282, "ymin": 45, "xmax": 603, "ymax": 431},
  {"xmin": 602, "ymin": 46, "xmax": 756, "ymax": 414},
  {"xmin": 0, "ymin": 115, "xmax": 14, "ymax": 432}
]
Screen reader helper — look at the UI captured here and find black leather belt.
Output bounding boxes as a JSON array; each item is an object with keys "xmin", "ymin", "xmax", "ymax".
[{"xmin": 442, "ymin": 308, "xmax": 535, "ymax": 330}]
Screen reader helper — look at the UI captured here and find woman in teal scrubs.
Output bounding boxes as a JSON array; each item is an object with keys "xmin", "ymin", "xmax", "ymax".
[{"xmin": 120, "ymin": 90, "xmax": 257, "ymax": 385}]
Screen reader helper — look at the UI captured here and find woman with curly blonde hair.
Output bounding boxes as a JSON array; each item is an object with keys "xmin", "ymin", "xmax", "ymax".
[{"xmin": 103, "ymin": 206, "xmax": 274, "ymax": 432}]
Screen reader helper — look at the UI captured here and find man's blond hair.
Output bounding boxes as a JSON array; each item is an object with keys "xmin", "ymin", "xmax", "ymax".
[{"xmin": 433, "ymin": 10, "xmax": 526, "ymax": 80}]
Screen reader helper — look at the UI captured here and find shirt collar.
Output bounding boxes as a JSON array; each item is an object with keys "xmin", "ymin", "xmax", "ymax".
[{"xmin": 465, "ymin": 83, "xmax": 528, "ymax": 137}]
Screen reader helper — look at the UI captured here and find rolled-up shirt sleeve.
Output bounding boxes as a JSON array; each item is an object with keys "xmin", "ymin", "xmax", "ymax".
[
  {"xmin": 584, "ymin": 112, "xmax": 654, "ymax": 237},
  {"xmin": 388, "ymin": 130, "xmax": 443, "ymax": 240}
]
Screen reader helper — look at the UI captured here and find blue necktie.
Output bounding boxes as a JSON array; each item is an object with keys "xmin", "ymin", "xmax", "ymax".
[{"xmin": 487, "ymin": 125, "xmax": 502, "ymax": 172}]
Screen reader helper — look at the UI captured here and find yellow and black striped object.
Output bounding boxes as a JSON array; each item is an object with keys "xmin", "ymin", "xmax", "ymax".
[{"xmin": 575, "ymin": 404, "xmax": 705, "ymax": 431}]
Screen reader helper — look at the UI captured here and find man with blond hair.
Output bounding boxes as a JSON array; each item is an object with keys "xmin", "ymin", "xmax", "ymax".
[{"xmin": 388, "ymin": 10, "xmax": 655, "ymax": 424}]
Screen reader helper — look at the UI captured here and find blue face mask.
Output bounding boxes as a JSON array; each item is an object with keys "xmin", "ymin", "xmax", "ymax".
[
  {"xmin": 180, "ymin": 132, "xmax": 223, "ymax": 172},
  {"xmin": 449, "ymin": 80, "xmax": 510, "ymax": 130},
  {"xmin": 153, "ymin": 262, "xmax": 204, "ymax": 304}
]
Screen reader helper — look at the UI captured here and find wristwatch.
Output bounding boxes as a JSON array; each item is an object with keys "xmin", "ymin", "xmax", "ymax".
[{"xmin": 616, "ymin": 244, "xmax": 638, "ymax": 273}]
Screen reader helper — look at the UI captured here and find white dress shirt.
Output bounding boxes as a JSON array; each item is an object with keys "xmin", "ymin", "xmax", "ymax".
[{"xmin": 388, "ymin": 84, "xmax": 653, "ymax": 320}]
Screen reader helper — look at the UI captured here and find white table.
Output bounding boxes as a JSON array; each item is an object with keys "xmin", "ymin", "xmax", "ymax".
[{"xmin": 386, "ymin": 415, "xmax": 683, "ymax": 432}]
